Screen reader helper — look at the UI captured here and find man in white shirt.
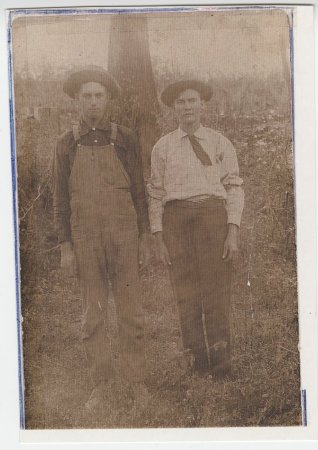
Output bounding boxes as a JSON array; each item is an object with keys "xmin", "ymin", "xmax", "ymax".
[{"xmin": 147, "ymin": 80, "xmax": 244, "ymax": 378}]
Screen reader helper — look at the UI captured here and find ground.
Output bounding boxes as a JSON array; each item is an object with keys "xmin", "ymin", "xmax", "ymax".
[{"xmin": 20, "ymin": 113, "xmax": 301, "ymax": 428}]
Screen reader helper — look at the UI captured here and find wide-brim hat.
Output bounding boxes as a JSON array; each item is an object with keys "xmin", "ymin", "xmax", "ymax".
[
  {"xmin": 161, "ymin": 80, "xmax": 212, "ymax": 107},
  {"xmin": 63, "ymin": 65, "xmax": 121, "ymax": 99}
]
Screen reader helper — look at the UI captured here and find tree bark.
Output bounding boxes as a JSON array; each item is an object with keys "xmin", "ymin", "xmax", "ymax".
[{"xmin": 108, "ymin": 14, "xmax": 160, "ymax": 176}]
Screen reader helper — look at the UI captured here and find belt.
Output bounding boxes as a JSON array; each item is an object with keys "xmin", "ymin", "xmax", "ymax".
[{"xmin": 167, "ymin": 197, "xmax": 225, "ymax": 209}]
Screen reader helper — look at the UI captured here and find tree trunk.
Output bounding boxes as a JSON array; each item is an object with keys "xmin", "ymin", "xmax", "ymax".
[{"xmin": 108, "ymin": 14, "xmax": 160, "ymax": 177}]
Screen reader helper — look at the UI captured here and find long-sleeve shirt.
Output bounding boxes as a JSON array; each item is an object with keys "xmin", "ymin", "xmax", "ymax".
[
  {"xmin": 147, "ymin": 125, "xmax": 244, "ymax": 233},
  {"xmin": 53, "ymin": 115, "xmax": 149, "ymax": 243}
]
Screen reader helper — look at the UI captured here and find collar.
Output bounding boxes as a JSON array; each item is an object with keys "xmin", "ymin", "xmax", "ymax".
[
  {"xmin": 178, "ymin": 124, "xmax": 206, "ymax": 140},
  {"xmin": 78, "ymin": 115, "xmax": 111, "ymax": 137}
]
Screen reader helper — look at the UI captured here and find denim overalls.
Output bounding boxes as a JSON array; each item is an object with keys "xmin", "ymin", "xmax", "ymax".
[{"xmin": 69, "ymin": 123, "xmax": 145, "ymax": 384}]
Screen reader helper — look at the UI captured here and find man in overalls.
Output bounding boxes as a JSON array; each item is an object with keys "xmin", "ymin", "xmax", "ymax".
[
  {"xmin": 148, "ymin": 80, "xmax": 244, "ymax": 379},
  {"xmin": 53, "ymin": 66, "xmax": 150, "ymax": 412}
]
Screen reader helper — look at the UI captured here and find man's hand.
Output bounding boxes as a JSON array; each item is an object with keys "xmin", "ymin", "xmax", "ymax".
[
  {"xmin": 60, "ymin": 241, "xmax": 77, "ymax": 277},
  {"xmin": 222, "ymin": 224, "xmax": 240, "ymax": 263},
  {"xmin": 154, "ymin": 232, "xmax": 171, "ymax": 266},
  {"xmin": 138, "ymin": 232, "xmax": 152, "ymax": 270}
]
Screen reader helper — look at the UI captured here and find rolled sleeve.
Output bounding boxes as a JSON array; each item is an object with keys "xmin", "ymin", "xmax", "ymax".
[
  {"xmin": 147, "ymin": 142, "xmax": 166, "ymax": 233},
  {"xmin": 219, "ymin": 137, "xmax": 244, "ymax": 227}
]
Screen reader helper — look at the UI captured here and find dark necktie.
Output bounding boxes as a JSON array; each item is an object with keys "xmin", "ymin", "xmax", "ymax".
[{"xmin": 187, "ymin": 134, "xmax": 212, "ymax": 166}]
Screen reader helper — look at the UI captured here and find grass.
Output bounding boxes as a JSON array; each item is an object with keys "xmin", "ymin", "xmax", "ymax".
[{"xmin": 19, "ymin": 110, "xmax": 301, "ymax": 428}]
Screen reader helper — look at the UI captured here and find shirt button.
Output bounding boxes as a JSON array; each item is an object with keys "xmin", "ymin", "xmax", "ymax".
[
  {"xmin": 92, "ymin": 127, "xmax": 96, "ymax": 131},
  {"xmin": 94, "ymin": 139, "xmax": 98, "ymax": 143}
]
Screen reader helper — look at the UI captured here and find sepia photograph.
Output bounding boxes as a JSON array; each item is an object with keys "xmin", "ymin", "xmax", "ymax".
[{"xmin": 9, "ymin": 5, "xmax": 303, "ymax": 430}]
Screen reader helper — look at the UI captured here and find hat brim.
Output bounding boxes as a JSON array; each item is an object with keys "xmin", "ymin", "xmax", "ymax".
[
  {"xmin": 63, "ymin": 67, "xmax": 121, "ymax": 99},
  {"xmin": 161, "ymin": 80, "xmax": 212, "ymax": 107}
]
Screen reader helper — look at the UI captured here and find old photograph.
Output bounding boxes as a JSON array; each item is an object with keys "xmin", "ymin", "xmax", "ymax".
[{"xmin": 9, "ymin": 6, "xmax": 301, "ymax": 429}]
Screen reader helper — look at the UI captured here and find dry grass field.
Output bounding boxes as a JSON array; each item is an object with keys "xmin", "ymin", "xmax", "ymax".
[{"xmin": 17, "ymin": 104, "xmax": 301, "ymax": 428}]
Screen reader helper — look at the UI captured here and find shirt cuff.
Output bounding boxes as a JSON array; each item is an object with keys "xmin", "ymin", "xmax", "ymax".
[
  {"xmin": 151, "ymin": 224, "xmax": 163, "ymax": 234},
  {"xmin": 148, "ymin": 196, "xmax": 164, "ymax": 234},
  {"xmin": 227, "ymin": 213, "xmax": 242, "ymax": 228},
  {"xmin": 149, "ymin": 213, "xmax": 163, "ymax": 233}
]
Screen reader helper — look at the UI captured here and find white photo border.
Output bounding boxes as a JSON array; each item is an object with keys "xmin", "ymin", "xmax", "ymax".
[{"xmin": 0, "ymin": 1, "xmax": 317, "ymax": 448}]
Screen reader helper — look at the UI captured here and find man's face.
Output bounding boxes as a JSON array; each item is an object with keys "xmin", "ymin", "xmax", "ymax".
[
  {"xmin": 78, "ymin": 82, "xmax": 110, "ymax": 123},
  {"xmin": 173, "ymin": 89, "xmax": 202, "ymax": 127}
]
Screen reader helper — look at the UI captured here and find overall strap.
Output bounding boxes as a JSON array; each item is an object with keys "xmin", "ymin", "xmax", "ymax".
[
  {"xmin": 72, "ymin": 123, "xmax": 81, "ymax": 143},
  {"xmin": 110, "ymin": 122, "xmax": 118, "ymax": 143}
]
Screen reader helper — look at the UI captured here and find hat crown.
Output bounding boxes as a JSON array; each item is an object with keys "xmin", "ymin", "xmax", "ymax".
[
  {"xmin": 161, "ymin": 79, "xmax": 212, "ymax": 107},
  {"xmin": 63, "ymin": 66, "xmax": 121, "ymax": 99}
]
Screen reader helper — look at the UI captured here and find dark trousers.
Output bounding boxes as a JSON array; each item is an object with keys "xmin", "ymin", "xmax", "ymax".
[{"xmin": 163, "ymin": 199, "xmax": 232, "ymax": 374}]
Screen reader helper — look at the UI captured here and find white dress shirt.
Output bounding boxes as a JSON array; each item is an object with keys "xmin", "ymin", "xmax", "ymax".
[{"xmin": 147, "ymin": 125, "xmax": 244, "ymax": 233}]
